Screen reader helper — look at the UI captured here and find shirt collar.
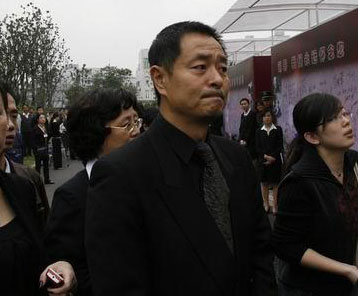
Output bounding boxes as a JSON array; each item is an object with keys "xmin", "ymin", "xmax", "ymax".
[
  {"xmin": 243, "ymin": 108, "xmax": 251, "ymax": 116},
  {"xmin": 86, "ymin": 159, "xmax": 97, "ymax": 179},
  {"xmin": 261, "ymin": 123, "xmax": 277, "ymax": 134},
  {"xmin": 4, "ymin": 157, "xmax": 11, "ymax": 174},
  {"xmin": 156, "ymin": 113, "xmax": 199, "ymax": 165}
]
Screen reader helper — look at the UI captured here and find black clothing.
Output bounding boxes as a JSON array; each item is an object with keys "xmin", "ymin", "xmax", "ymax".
[
  {"xmin": 86, "ymin": 114, "xmax": 276, "ymax": 296},
  {"xmin": 21, "ymin": 113, "xmax": 33, "ymax": 156},
  {"xmin": 209, "ymin": 114, "xmax": 224, "ymax": 136},
  {"xmin": 33, "ymin": 125, "xmax": 50, "ymax": 182},
  {"xmin": 256, "ymin": 113, "xmax": 263, "ymax": 129},
  {"xmin": 50, "ymin": 119, "xmax": 62, "ymax": 169},
  {"xmin": 0, "ymin": 218, "xmax": 40, "ymax": 295},
  {"xmin": 46, "ymin": 169, "xmax": 93, "ymax": 296},
  {"xmin": 8, "ymin": 158, "xmax": 50, "ymax": 233},
  {"xmin": 255, "ymin": 125, "xmax": 283, "ymax": 184},
  {"xmin": 52, "ymin": 137, "xmax": 62, "ymax": 169},
  {"xmin": 0, "ymin": 172, "xmax": 47, "ymax": 296},
  {"xmin": 239, "ymin": 110, "xmax": 257, "ymax": 159},
  {"xmin": 272, "ymin": 147, "xmax": 358, "ymax": 296},
  {"xmin": 195, "ymin": 142, "xmax": 234, "ymax": 253}
]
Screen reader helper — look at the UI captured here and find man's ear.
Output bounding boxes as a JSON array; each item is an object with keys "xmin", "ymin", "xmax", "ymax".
[
  {"xmin": 150, "ymin": 65, "xmax": 168, "ymax": 98},
  {"xmin": 303, "ymin": 131, "xmax": 320, "ymax": 145}
]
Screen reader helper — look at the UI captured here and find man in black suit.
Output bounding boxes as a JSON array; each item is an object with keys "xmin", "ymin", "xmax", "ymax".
[
  {"xmin": 239, "ymin": 97, "xmax": 257, "ymax": 160},
  {"xmin": 20, "ymin": 104, "xmax": 33, "ymax": 156},
  {"xmin": 86, "ymin": 21, "xmax": 276, "ymax": 296}
]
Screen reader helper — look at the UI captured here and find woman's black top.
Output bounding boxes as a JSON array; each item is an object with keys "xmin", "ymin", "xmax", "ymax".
[
  {"xmin": 0, "ymin": 172, "xmax": 47, "ymax": 296},
  {"xmin": 272, "ymin": 147, "xmax": 358, "ymax": 295},
  {"xmin": 0, "ymin": 217, "xmax": 40, "ymax": 295},
  {"xmin": 255, "ymin": 125, "xmax": 283, "ymax": 183},
  {"xmin": 50, "ymin": 120, "xmax": 61, "ymax": 137}
]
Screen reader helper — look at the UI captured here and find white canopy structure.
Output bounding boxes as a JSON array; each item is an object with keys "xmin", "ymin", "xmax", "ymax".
[{"xmin": 214, "ymin": 0, "xmax": 358, "ymax": 64}]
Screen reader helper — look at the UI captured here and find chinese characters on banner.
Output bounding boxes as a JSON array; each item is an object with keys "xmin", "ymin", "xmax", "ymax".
[{"xmin": 277, "ymin": 41, "xmax": 345, "ymax": 74}]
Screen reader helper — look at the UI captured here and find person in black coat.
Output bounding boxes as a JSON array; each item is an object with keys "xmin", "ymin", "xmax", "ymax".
[
  {"xmin": 49, "ymin": 112, "xmax": 62, "ymax": 170},
  {"xmin": 85, "ymin": 21, "xmax": 276, "ymax": 296},
  {"xmin": 33, "ymin": 113, "xmax": 54, "ymax": 184},
  {"xmin": 239, "ymin": 98, "xmax": 257, "ymax": 159},
  {"xmin": 272, "ymin": 93, "xmax": 358, "ymax": 296},
  {"xmin": 256, "ymin": 109, "xmax": 283, "ymax": 213},
  {"xmin": 0, "ymin": 81, "xmax": 75, "ymax": 296},
  {"xmin": 45, "ymin": 88, "xmax": 140, "ymax": 296},
  {"xmin": 20, "ymin": 104, "xmax": 33, "ymax": 156}
]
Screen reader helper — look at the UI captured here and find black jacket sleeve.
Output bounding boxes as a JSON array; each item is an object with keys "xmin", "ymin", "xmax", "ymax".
[
  {"xmin": 272, "ymin": 177, "xmax": 315, "ymax": 264},
  {"xmin": 45, "ymin": 175, "xmax": 92, "ymax": 296},
  {"xmin": 85, "ymin": 159, "xmax": 148, "ymax": 296}
]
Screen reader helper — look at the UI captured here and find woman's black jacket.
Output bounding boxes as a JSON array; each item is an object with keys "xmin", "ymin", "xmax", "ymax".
[{"xmin": 272, "ymin": 147, "xmax": 358, "ymax": 295}]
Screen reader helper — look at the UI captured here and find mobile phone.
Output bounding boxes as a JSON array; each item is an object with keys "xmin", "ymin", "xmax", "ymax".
[{"xmin": 45, "ymin": 268, "xmax": 64, "ymax": 288}]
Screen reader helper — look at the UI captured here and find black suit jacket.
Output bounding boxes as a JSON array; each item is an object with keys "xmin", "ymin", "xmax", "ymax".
[
  {"xmin": 239, "ymin": 110, "xmax": 257, "ymax": 159},
  {"xmin": 9, "ymin": 159, "xmax": 50, "ymax": 232},
  {"xmin": 33, "ymin": 124, "xmax": 48, "ymax": 144},
  {"xmin": 45, "ymin": 169, "xmax": 92, "ymax": 296},
  {"xmin": 86, "ymin": 117, "xmax": 275, "ymax": 296},
  {"xmin": 0, "ymin": 171, "xmax": 48, "ymax": 292}
]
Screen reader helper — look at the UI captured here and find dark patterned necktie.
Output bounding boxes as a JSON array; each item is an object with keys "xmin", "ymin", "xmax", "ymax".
[{"xmin": 195, "ymin": 142, "xmax": 234, "ymax": 254}]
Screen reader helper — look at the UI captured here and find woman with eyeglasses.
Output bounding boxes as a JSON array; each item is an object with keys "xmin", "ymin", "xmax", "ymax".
[
  {"xmin": 272, "ymin": 93, "xmax": 358, "ymax": 296},
  {"xmin": 45, "ymin": 88, "xmax": 140, "ymax": 296}
]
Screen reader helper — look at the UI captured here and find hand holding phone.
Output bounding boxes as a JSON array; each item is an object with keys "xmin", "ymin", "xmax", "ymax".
[{"xmin": 44, "ymin": 268, "xmax": 64, "ymax": 289}]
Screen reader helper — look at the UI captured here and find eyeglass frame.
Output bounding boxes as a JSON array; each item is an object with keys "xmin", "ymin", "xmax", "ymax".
[
  {"xmin": 317, "ymin": 109, "xmax": 352, "ymax": 127},
  {"xmin": 105, "ymin": 118, "xmax": 143, "ymax": 133}
]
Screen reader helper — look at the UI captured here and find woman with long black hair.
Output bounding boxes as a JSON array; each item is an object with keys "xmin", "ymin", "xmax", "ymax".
[{"xmin": 272, "ymin": 93, "xmax": 358, "ymax": 296}]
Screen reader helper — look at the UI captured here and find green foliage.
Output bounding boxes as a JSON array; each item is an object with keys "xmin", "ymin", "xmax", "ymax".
[
  {"xmin": 65, "ymin": 65, "xmax": 137, "ymax": 105},
  {"xmin": 92, "ymin": 66, "xmax": 136, "ymax": 94},
  {"xmin": 64, "ymin": 64, "xmax": 90, "ymax": 105},
  {"xmin": 0, "ymin": 2, "xmax": 71, "ymax": 107}
]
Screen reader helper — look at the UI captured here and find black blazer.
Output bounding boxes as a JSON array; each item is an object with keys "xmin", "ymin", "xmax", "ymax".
[
  {"xmin": 272, "ymin": 148, "xmax": 358, "ymax": 295},
  {"xmin": 239, "ymin": 110, "xmax": 257, "ymax": 158},
  {"xmin": 0, "ymin": 172, "xmax": 47, "ymax": 295},
  {"xmin": 45, "ymin": 169, "xmax": 92, "ymax": 296},
  {"xmin": 33, "ymin": 125, "xmax": 48, "ymax": 150},
  {"xmin": 255, "ymin": 126, "xmax": 283, "ymax": 164},
  {"xmin": 85, "ymin": 118, "xmax": 276, "ymax": 296}
]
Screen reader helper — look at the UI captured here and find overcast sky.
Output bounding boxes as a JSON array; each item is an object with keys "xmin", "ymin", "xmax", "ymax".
[{"xmin": 0, "ymin": 0, "xmax": 236, "ymax": 74}]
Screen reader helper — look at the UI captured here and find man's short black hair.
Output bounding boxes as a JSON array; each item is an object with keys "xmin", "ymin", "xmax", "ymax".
[
  {"xmin": 148, "ymin": 21, "xmax": 226, "ymax": 103},
  {"xmin": 240, "ymin": 98, "xmax": 249, "ymax": 104},
  {"xmin": 67, "ymin": 88, "xmax": 137, "ymax": 163}
]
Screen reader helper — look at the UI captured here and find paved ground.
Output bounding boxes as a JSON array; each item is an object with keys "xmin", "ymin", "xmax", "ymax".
[{"xmin": 44, "ymin": 159, "xmax": 83, "ymax": 206}]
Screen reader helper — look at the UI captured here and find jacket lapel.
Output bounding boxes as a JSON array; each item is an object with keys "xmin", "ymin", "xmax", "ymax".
[{"xmin": 148, "ymin": 127, "xmax": 235, "ymax": 295}]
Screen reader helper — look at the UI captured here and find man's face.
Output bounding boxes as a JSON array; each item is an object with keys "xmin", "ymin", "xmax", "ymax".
[
  {"xmin": 23, "ymin": 105, "xmax": 28, "ymax": 113},
  {"xmin": 37, "ymin": 107, "xmax": 44, "ymax": 114},
  {"xmin": 263, "ymin": 100, "xmax": 272, "ymax": 108},
  {"xmin": 158, "ymin": 33, "xmax": 229, "ymax": 123},
  {"xmin": 240, "ymin": 100, "xmax": 249, "ymax": 112},
  {"xmin": 5, "ymin": 94, "xmax": 17, "ymax": 149}
]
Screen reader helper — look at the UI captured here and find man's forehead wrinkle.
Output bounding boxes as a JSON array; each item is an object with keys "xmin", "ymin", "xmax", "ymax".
[{"xmin": 184, "ymin": 50, "xmax": 228, "ymax": 64}]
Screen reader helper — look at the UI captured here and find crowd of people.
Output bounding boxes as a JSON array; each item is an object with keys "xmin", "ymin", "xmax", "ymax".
[{"xmin": 0, "ymin": 20, "xmax": 357, "ymax": 296}]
